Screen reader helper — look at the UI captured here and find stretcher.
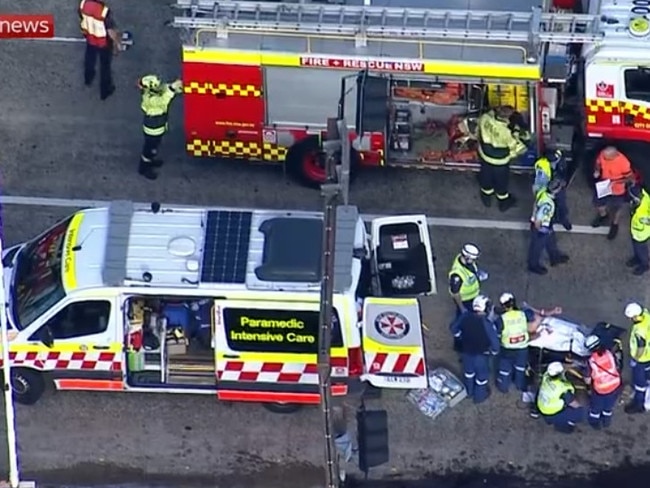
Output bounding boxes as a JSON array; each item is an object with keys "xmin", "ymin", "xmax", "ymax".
[{"xmin": 527, "ymin": 317, "xmax": 625, "ymax": 388}]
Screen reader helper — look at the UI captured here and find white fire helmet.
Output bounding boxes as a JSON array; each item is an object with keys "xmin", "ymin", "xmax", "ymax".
[
  {"xmin": 472, "ymin": 295, "xmax": 490, "ymax": 313},
  {"xmin": 624, "ymin": 302, "xmax": 643, "ymax": 319},
  {"xmin": 499, "ymin": 292, "xmax": 515, "ymax": 305},
  {"xmin": 584, "ymin": 334, "xmax": 601, "ymax": 351},
  {"xmin": 546, "ymin": 361, "xmax": 564, "ymax": 377},
  {"xmin": 461, "ymin": 243, "xmax": 480, "ymax": 261}
]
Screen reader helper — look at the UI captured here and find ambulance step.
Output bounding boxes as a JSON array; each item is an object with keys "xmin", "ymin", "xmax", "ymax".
[
  {"xmin": 167, "ymin": 372, "xmax": 216, "ymax": 386},
  {"xmin": 167, "ymin": 362, "xmax": 215, "ymax": 374},
  {"xmin": 171, "ymin": 1, "xmax": 603, "ymax": 44},
  {"xmin": 167, "ymin": 352, "xmax": 214, "ymax": 364}
]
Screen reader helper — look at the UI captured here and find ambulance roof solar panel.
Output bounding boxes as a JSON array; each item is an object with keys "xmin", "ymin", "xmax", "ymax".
[{"xmin": 201, "ymin": 210, "xmax": 253, "ymax": 284}]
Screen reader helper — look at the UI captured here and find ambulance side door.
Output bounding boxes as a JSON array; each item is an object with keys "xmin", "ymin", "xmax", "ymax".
[
  {"xmin": 360, "ymin": 215, "xmax": 436, "ymax": 389},
  {"xmin": 25, "ymin": 297, "xmax": 120, "ymax": 377}
]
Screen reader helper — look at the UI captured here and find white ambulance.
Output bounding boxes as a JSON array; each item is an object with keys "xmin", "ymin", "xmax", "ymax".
[{"xmin": 1, "ymin": 201, "xmax": 436, "ymax": 412}]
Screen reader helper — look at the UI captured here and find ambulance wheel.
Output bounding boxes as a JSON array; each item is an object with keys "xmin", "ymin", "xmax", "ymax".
[
  {"xmin": 10, "ymin": 368, "xmax": 45, "ymax": 405},
  {"xmin": 263, "ymin": 402, "xmax": 303, "ymax": 414},
  {"xmin": 285, "ymin": 135, "xmax": 360, "ymax": 189}
]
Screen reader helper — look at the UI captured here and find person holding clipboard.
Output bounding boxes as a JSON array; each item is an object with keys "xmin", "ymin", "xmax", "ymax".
[{"xmin": 591, "ymin": 146, "xmax": 634, "ymax": 240}]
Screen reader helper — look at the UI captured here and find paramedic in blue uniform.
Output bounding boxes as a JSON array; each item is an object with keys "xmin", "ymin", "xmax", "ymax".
[
  {"xmin": 537, "ymin": 361, "xmax": 585, "ymax": 434},
  {"xmin": 528, "ymin": 178, "xmax": 569, "ymax": 275},
  {"xmin": 448, "ymin": 243, "xmax": 487, "ymax": 316},
  {"xmin": 533, "ymin": 149, "xmax": 572, "ymax": 230},
  {"xmin": 450, "ymin": 295, "xmax": 500, "ymax": 403},
  {"xmin": 448, "ymin": 243, "xmax": 487, "ymax": 352},
  {"xmin": 494, "ymin": 292, "xmax": 539, "ymax": 393}
]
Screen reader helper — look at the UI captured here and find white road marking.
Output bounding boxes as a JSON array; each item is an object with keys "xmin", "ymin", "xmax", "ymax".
[
  {"xmin": 23, "ymin": 37, "xmax": 85, "ymax": 43},
  {"xmin": 0, "ymin": 194, "xmax": 608, "ymax": 235}
]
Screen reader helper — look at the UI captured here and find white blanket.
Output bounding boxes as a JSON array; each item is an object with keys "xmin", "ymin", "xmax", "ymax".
[{"xmin": 528, "ymin": 317, "xmax": 592, "ymax": 357}]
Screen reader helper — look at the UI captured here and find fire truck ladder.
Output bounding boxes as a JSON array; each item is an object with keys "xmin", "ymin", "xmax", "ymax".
[{"xmin": 171, "ymin": 0, "xmax": 604, "ymax": 45}]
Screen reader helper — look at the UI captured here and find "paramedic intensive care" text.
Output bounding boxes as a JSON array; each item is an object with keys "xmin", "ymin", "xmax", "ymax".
[{"xmin": 230, "ymin": 315, "xmax": 316, "ymax": 344}]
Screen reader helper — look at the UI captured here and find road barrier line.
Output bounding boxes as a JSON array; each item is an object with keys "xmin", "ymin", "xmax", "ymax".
[{"xmin": 0, "ymin": 194, "xmax": 608, "ymax": 235}]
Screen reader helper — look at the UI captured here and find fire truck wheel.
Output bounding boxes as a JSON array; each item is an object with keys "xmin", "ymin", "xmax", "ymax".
[
  {"xmin": 263, "ymin": 402, "xmax": 303, "ymax": 414},
  {"xmin": 286, "ymin": 135, "xmax": 360, "ymax": 188},
  {"xmin": 10, "ymin": 368, "xmax": 45, "ymax": 405}
]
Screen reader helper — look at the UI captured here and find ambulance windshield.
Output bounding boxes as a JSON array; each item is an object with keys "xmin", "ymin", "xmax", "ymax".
[{"xmin": 11, "ymin": 217, "xmax": 71, "ymax": 329}]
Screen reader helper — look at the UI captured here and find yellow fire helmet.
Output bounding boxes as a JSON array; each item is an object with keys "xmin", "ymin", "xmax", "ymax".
[{"xmin": 138, "ymin": 74, "xmax": 162, "ymax": 91}]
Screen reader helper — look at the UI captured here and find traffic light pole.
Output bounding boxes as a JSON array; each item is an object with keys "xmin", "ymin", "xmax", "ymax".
[{"xmin": 317, "ymin": 117, "xmax": 351, "ymax": 488}]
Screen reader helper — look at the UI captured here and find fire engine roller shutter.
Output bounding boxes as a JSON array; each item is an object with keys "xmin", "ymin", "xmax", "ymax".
[
  {"xmin": 356, "ymin": 74, "xmax": 389, "ymax": 135},
  {"xmin": 182, "ymin": 59, "xmax": 265, "ymax": 159},
  {"xmin": 264, "ymin": 67, "xmax": 357, "ymax": 126}
]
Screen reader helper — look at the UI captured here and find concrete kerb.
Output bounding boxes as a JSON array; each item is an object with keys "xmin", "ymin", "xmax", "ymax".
[{"xmin": 0, "ymin": 195, "xmax": 609, "ymax": 235}]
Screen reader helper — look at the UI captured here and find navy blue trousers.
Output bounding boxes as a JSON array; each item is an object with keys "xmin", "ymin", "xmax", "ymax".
[
  {"xmin": 527, "ymin": 229, "xmax": 561, "ymax": 268},
  {"xmin": 632, "ymin": 239, "xmax": 650, "ymax": 268},
  {"xmin": 543, "ymin": 406, "xmax": 586, "ymax": 433},
  {"xmin": 461, "ymin": 353, "xmax": 491, "ymax": 403},
  {"xmin": 552, "ymin": 188, "xmax": 570, "ymax": 227},
  {"xmin": 588, "ymin": 388, "xmax": 621, "ymax": 429},
  {"xmin": 632, "ymin": 361, "xmax": 650, "ymax": 406},
  {"xmin": 496, "ymin": 347, "xmax": 528, "ymax": 392}
]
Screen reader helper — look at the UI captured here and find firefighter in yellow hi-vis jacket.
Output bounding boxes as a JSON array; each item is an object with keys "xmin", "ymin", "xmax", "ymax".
[
  {"xmin": 477, "ymin": 106, "xmax": 527, "ymax": 212},
  {"xmin": 137, "ymin": 74, "xmax": 184, "ymax": 180}
]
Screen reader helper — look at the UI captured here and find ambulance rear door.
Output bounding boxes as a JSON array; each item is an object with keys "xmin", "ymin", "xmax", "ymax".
[
  {"xmin": 370, "ymin": 215, "xmax": 436, "ymax": 296},
  {"xmin": 361, "ymin": 297, "xmax": 427, "ymax": 389},
  {"xmin": 361, "ymin": 215, "xmax": 436, "ymax": 389}
]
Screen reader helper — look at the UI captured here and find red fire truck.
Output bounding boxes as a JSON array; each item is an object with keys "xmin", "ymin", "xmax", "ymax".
[{"xmin": 171, "ymin": 0, "xmax": 650, "ymax": 187}]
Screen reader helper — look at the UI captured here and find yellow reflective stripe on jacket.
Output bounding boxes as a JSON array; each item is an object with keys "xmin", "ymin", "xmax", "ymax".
[
  {"xmin": 79, "ymin": 1, "xmax": 108, "ymax": 38},
  {"xmin": 537, "ymin": 374, "xmax": 574, "ymax": 416},
  {"xmin": 533, "ymin": 190, "xmax": 555, "ymax": 227},
  {"xmin": 477, "ymin": 111, "xmax": 526, "ymax": 165},
  {"xmin": 500, "ymin": 310, "xmax": 529, "ymax": 348},
  {"xmin": 141, "ymin": 86, "xmax": 178, "ymax": 135},
  {"xmin": 631, "ymin": 191, "xmax": 650, "ymax": 243},
  {"xmin": 448, "ymin": 254, "xmax": 480, "ymax": 302},
  {"xmin": 630, "ymin": 311, "xmax": 650, "ymax": 362}
]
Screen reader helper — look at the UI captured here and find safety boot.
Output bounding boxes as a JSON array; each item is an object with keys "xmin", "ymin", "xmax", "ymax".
[
  {"xmin": 562, "ymin": 221, "xmax": 573, "ymax": 231},
  {"xmin": 138, "ymin": 161, "xmax": 158, "ymax": 180},
  {"xmin": 480, "ymin": 193, "xmax": 492, "ymax": 208},
  {"xmin": 626, "ymin": 257, "xmax": 639, "ymax": 268},
  {"xmin": 591, "ymin": 214, "xmax": 608, "ymax": 228},
  {"xmin": 624, "ymin": 402, "xmax": 645, "ymax": 414},
  {"xmin": 498, "ymin": 195, "xmax": 517, "ymax": 212},
  {"xmin": 550, "ymin": 254, "xmax": 569, "ymax": 266},
  {"xmin": 633, "ymin": 265, "xmax": 649, "ymax": 276},
  {"xmin": 101, "ymin": 85, "xmax": 116, "ymax": 100},
  {"xmin": 607, "ymin": 223, "xmax": 619, "ymax": 240}
]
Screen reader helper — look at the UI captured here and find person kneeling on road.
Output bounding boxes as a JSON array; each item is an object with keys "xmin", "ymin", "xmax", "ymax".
[
  {"xmin": 450, "ymin": 295, "xmax": 500, "ymax": 404},
  {"xmin": 537, "ymin": 361, "xmax": 585, "ymax": 434},
  {"xmin": 494, "ymin": 292, "xmax": 540, "ymax": 393},
  {"xmin": 528, "ymin": 178, "xmax": 569, "ymax": 275},
  {"xmin": 583, "ymin": 334, "xmax": 622, "ymax": 429}
]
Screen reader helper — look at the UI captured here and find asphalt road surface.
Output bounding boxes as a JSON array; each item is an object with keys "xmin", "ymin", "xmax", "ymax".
[{"xmin": 1, "ymin": 1, "xmax": 650, "ymax": 487}]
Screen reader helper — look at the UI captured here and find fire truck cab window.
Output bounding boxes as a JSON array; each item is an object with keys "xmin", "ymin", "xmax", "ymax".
[
  {"xmin": 223, "ymin": 308, "xmax": 344, "ymax": 354},
  {"xmin": 31, "ymin": 300, "xmax": 111, "ymax": 341},
  {"xmin": 624, "ymin": 68, "xmax": 650, "ymax": 103}
]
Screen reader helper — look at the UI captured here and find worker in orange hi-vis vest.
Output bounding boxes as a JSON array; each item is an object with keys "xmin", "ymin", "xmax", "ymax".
[
  {"xmin": 583, "ymin": 333, "xmax": 622, "ymax": 430},
  {"xmin": 79, "ymin": 0, "xmax": 122, "ymax": 100},
  {"xmin": 591, "ymin": 146, "xmax": 634, "ymax": 240}
]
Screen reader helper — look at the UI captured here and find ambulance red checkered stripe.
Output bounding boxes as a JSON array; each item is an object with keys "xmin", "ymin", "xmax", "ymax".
[
  {"xmin": 0, "ymin": 351, "xmax": 121, "ymax": 371},
  {"xmin": 217, "ymin": 357, "xmax": 348, "ymax": 383},
  {"xmin": 368, "ymin": 352, "xmax": 425, "ymax": 375}
]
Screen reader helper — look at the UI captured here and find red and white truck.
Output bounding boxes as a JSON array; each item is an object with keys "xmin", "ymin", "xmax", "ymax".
[{"xmin": 171, "ymin": 0, "xmax": 650, "ymax": 186}]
